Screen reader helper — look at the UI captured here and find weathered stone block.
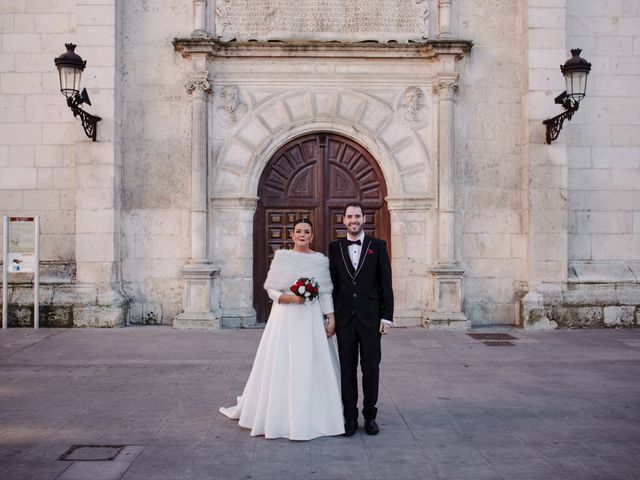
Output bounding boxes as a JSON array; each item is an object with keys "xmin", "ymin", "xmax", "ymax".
[
  {"xmin": 74, "ymin": 306, "xmax": 125, "ymax": 327},
  {"xmin": 604, "ymin": 306, "xmax": 636, "ymax": 327}
]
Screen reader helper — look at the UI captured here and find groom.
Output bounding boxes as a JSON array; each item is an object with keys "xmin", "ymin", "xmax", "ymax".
[{"xmin": 328, "ymin": 202, "xmax": 394, "ymax": 436}]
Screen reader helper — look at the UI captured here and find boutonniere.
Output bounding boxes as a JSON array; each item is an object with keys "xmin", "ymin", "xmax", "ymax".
[{"xmin": 367, "ymin": 248, "xmax": 375, "ymax": 255}]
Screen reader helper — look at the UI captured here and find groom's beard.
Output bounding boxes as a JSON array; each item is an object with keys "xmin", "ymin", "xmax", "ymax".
[{"xmin": 347, "ymin": 224, "xmax": 363, "ymax": 236}]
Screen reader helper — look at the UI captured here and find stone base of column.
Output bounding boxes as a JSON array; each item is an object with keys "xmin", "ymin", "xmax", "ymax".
[
  {"xmin": 423, "ymin": 266, "xmax": 470, "ymax": 330},
  {"xmin": 174, "ymin": 263, "xmax": 221, "ymax": 330},
  {"xmin": 221, "ymin": 308, "xmax": 257, "ymax": 328},
  {"xmin": 392, "ymin": 309, "xmax": 423, "ymax": 327}
]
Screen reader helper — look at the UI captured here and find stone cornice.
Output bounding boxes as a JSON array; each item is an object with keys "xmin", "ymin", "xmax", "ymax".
[{"xmin": 173, "ymin": 37, "xmax": 473, "ymax": 60}]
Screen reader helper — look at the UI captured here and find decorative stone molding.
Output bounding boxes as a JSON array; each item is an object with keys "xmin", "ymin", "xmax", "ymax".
[
  {"xmin": 433, "ymin": 77, "xmax": 458, "ymax": 97},
  {"xmin": 185, "ymin": 70, "xmax": 211, "ymax": 94},
  {"xmin": 173, "ymin": 37, "xmax": 473, "ymax": 60}
]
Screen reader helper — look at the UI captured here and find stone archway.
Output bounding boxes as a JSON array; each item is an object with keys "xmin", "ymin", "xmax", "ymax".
[
  {"xmin": 253, "ymin": 132, "xmax": 390, "ymax": 323},
  {"xmin": 208, "ymin": 88, "xmax": 443, "ymax": 327}
]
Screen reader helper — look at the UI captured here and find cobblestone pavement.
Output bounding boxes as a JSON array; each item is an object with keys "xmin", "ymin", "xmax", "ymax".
[{"xmin": 0, "ymin": 326, "xmax": 639, "ymax": 480}]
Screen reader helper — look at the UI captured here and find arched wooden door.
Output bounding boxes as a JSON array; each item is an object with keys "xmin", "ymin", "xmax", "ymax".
[{"xmin": 254, "ymin": 132, "xmax": 390, "ymax": 323}]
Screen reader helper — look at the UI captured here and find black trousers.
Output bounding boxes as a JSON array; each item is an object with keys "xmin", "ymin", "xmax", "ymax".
[{"xmin": 336, "ymin": 315, "xmax": 382, "ymax": 422}]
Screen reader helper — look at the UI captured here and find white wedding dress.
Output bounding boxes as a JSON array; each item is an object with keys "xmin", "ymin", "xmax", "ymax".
[{"xmin": 219, "ymin": 250, "xmax": 345, "ymax": 440}]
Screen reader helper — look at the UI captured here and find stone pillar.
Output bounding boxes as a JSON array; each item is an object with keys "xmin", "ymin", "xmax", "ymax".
[
  {"xmin": 193, "ymin": 0, "xmax": 209, "ymax": 37},
  {"xmin": 386, "ymin": 196, "xmax": 435, "ymax": 327},
  {"xmin": 186, "ymin": 62, "xmax": 209, "ymax": 265},
  {"xmin": 174, "ymin": 54, "xmax": 220, "ymax": 329},
  {"xmin": 425, "ymin": 73, "xmax": 469, "ymax": 330},
  {"xmin": 435, "ymin": 76, "xmax": 457, "ymax": 266},
  {"xmin": 438, "ymin": 0, "xmax": 453, "ymax": 39},
  {"xmin": 210, "ymin": 197, "xmax": 258, "ymax": 327}
]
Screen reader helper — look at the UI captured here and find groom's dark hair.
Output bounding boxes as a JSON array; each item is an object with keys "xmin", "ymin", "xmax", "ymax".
[{"xmin": 343, "ymin": 202, "xmax": 365, "ymax": 216}]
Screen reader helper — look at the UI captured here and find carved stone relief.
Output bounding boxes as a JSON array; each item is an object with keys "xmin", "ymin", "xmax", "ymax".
[
  {"xmin": 398, "ymin": 86, "xmax": 428, "ymax": 128},
  {"xmin": 214, "ymin": 0, "xmax": 429, "ymax": 43},
  {"xmin": 216, "ymin": 85, "xmax": 249, "ymax": 125}
]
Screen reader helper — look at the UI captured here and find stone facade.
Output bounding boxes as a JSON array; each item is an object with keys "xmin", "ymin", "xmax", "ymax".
[{"xmin": 0, "ymin": 0, "xmax": 638, "ymax": 329}]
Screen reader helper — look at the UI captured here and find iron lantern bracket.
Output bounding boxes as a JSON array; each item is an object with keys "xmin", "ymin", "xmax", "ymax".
[
  {"xmin": 542, "ymin": 97, "xmax": 579, "ymax": 145},
  {"xmin": 66, "ymin": 92, "xmax": 101, "ymax": 141}
]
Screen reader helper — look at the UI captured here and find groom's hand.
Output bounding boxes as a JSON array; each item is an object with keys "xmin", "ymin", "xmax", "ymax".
[
  {"xmin": 379, "ymin": 321, "xmax": 391, "ymax": 335},
  {"xmin": 325, "ymin": 314, "xmax": 336, "ymax": 337}
]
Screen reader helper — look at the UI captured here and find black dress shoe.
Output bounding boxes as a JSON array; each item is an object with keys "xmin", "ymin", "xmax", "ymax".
[
  {"xmin": 344, "ymin": 419, "xmax": 357, "ymax": 437},
  {"xmin": 364, "ymin": 418, "xmax": 379, "ymax": 435}
]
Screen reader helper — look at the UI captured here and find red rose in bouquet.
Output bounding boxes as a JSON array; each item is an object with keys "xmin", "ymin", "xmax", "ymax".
[{"xmin": 290, "ymin": 277, "xmax": 319, "ymax": 302}]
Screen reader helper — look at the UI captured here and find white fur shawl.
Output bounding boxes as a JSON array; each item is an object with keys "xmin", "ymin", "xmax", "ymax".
[{"xmin": 263, "ymin": 249, "xmax": 333, "ymax": 295}]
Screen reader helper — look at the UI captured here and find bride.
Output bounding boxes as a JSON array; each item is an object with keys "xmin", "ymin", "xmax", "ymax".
[{"xmin": 219, "ymin": 218, "xmax": 345, "ymax": 440}]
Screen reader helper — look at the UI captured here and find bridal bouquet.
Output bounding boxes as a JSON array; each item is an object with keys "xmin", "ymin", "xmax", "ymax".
[{"xmin": 290, "ymin": 277, "xmax": 319, "ymax": 302}]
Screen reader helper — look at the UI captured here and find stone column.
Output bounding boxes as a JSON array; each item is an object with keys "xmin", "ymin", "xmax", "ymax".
[
  {"xmin": 425, "ymin": 73, "xmax": 468, "ymax": 329},
  {"xmin": 174, "ymin": 54, "xmax": 220, "ymax": 329},
  {"xmin": 438, "ymin": 0, "xmax": 453, "ymax": 39},
  {"xmin": 193, "ymin": 0, "xmax": 209, "ymax": 37},
  {"xmin": 435, "ymin": 76, "xmax": 457, "ymax": 266}
]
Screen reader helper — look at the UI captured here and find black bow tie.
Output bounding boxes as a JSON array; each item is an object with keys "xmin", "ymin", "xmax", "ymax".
[{"xmin": 346, "ymin": 239, "xmax": 361, "ymax": 246}]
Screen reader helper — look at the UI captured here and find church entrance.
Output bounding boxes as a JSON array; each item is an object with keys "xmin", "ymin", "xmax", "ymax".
[{"xmin": 253, "ymin": 132, "xmax": 390, "ymax": 323}]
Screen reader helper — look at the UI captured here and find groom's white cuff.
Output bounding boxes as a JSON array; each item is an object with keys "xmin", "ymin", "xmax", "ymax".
[{"xmin": 381, "ymin": 319, "xmax": 392, "ymax": 327}]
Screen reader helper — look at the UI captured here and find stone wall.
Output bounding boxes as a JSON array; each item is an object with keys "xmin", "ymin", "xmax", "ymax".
[
  {"xmin": 456, "ymin": 0, "xmax": 525, "ymax": 325},
  {"xmin": 567, "ymin": 0, "xmax": 640, "ymax": 280},
  {"xmin": 119, "ymin": 1, "xmax": 192, "ymax": 324},
  {"xmin": 0, "ymin": 0, "xmax": 77, "ymax": 278},
  {"xmin": 1, "ymin": 0, "xmax": 127, "ymax": 327},
  {"xmin": 2, "ymin": 0, "xmax": 639, "ymax": 329}
]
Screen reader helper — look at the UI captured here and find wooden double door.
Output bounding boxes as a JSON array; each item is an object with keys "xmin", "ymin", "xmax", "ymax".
[{"xmin": 253, "ymin": 132, "xmax": 390, "ymax": 323}]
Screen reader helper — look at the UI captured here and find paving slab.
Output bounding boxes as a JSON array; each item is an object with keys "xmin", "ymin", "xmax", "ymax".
[{"xmin": 0, "ymin": 326, "xmax": 639, "ymax": 480}]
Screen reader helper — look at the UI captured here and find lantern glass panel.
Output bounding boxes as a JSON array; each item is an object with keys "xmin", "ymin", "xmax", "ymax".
[
  {"xmin": 58, "ymin": 65, "xmax": 82, "ymax": 98},
  {"xmin": 565, "ymin": 71, "xmax": 588, "ymax": 103}
]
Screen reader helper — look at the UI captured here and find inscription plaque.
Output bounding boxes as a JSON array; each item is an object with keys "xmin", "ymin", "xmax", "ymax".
[{"xmin": 215, "ymin": 0, "xmax": 430, "ymax": 43}]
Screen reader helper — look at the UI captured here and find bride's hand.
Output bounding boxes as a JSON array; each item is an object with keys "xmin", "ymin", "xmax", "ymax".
[
  {"xmin": 325, "ymin": 314, "xmax": 336, "ymax": 337},
  {"xmin": 279, "ymin": 294, "xmax": 304, "ymax": 305}
]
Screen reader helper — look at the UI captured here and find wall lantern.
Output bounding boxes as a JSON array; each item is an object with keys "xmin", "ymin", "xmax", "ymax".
[
  {"xmin": 54, "ymin": 43, "xmax": 101, "ymax": 141},
  {"xmin": 543, "ymin": 49, "xmax": 592, "ymax": 144}
]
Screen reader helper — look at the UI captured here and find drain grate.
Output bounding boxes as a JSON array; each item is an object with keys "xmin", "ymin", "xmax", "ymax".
[
  {"xmin": 467, "ymin": 333, "xmax": 518, "ymax": 341},
  {"xmin": 59, "ymin": 445, "xmax": 126, "ymax": 462},
  {"xmin": 483, "ymin": 341, "xmax": 515, "ymax": 347}
]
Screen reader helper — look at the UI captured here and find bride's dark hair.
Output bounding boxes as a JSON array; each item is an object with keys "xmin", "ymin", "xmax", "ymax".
[{"xmin": 293, "ymin": 217, "xmax": 313, "ymax": 230}]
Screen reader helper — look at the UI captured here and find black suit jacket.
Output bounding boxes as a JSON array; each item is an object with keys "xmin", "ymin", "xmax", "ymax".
[{"xmin": 328, "ymin": 235, "xmax": 394, "ymax": 328}]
